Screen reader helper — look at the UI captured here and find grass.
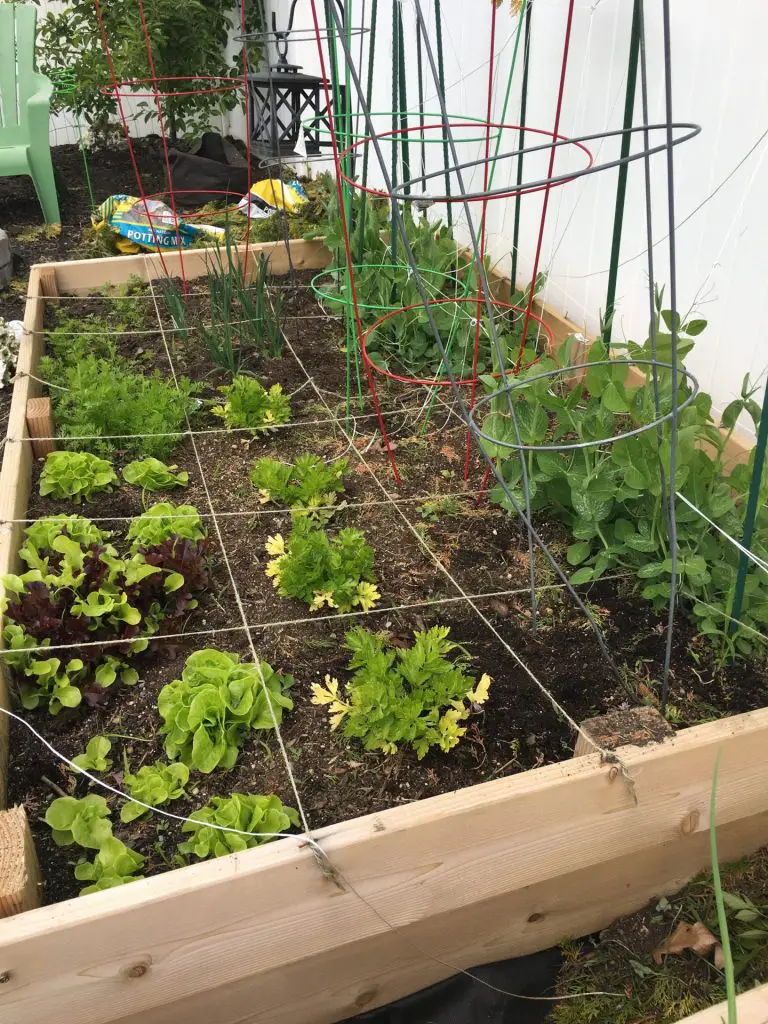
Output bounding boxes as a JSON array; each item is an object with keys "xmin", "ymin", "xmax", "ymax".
[{"xmin": 549, "ymin": 846, "xmax": 768, "ymax": 1023}]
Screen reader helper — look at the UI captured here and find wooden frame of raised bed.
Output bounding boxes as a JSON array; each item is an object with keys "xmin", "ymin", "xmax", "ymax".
[{"xmin": 0, "ymin": 240, "xmax": 766, "ymax": 1024}]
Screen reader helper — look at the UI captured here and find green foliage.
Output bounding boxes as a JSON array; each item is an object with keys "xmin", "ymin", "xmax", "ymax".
[
  {"xmin": 122, "ymin": 458, "xmax": 189, "ymax": 491},
  {"xmin": 74, "ymin": 837, "xmax": 145, "ymax": 894},
  {"xmin": 121, "ymin": 761, "xmax": 189, "ymax": 823},
  {"xmin": 320, "ymin": 194, "xmax": 541, "ymax": 378},
  {"xmin": 418, "ymin": 495, "xmax": 462, "ymax": 522},
  {"xmin": 178, "ymin": 793, "xmax": 300, "ymax": 860},
  {"xmin": 211, "ymin": 376, "xmax": 291, "ymax": 432},
  {"xmin": 164, "ymin": 239, "xmax": 284, "ymax": 371},
  {"xmin": 39, "ymin": 451, "xmax": 117, "ymax": 503},
  {"xmin": 265, "ymin": 518, "xmax": 380, "ymax": 613},
  {"xmin": 20, "ymin": 515, "xmax": 109, "ymax": 560},
  {"xmin": 312, "ymin": 626, "xmax": 491, "ymax": 758},
  {"xmin": 39, "ymin": 321, "xmax": 199, "ymax": 460},
  {"xmin": 39, "ymin": 0, "xmax": 261, "ymax": 145},
  {"xmin": 158, "ymin": 649, "xmax": 293, "ymax": 773},
  {"xmin": 126, "ymin": 502, "xmax": 205, "ymax": 550},
  {"xmin": 2, "ymin": 514, "xmax": 211, "ymax": 713},
  {"xmin": 44, "ymin": 794, "xmax": 112, "ymax": 850},
  {"xmin": 72, "ymin": 736, "xmax": 113, "ymax": 773},
  {"xmin": 484, "ymin": 310, "xmax": 768, "ymax": 658},
  {"xmin": 250, "ymin": 454, "xmax": 348, "ymax": 521}
]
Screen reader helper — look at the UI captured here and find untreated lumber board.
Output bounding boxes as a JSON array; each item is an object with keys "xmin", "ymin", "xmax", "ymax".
[
  {"xmin": 25, "ymin": 397, "xmax": 55, "ymax": 458},
  {"xmin": 0, "ymin": 267, "xmax": 46, "ymax": 800},
  {"xmin": 676, "ymin": 983, "xmax": 768, "ymax": 1023},
  {"xmin": 0, "ymin": 807, "xmax": 41, "ymax": 917},
  {"xmin": 0, "ymin": 708, "xmax": 766, "ymax": 1024},
  {"xmin": 38, "ymin": 238, "xmax": 332, "ymax": 294}
]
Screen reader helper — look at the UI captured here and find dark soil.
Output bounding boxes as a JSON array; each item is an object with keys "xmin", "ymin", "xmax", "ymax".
[{"xmin": 6, "ymin": 271, "xmax": 768, "ymax": 908}]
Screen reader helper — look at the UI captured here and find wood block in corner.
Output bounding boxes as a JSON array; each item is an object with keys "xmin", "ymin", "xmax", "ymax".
[
  {"xmin": 26, "ymin": 397, "xmax": 55, "ymax": 458},
  {"xmin": 574, "ymin": 707, "xmax": 674, "ymax": 758},
  {"xmin": 0, "ymin": 806, "xmax": 42, "ymax": 917}
]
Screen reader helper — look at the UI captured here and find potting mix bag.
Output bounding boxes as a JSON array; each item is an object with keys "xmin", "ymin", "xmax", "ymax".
[
  {"xmin": 93, "ymin": 195, "xmax": 225, "ymax": 253},
  {"xmin": 237, "ymin": 178, "xmax": 308, "ymax": 219}
]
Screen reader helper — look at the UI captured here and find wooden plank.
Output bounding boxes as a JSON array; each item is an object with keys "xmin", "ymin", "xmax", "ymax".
[
  {"xmin": 0, "ymin": 807, "xmax": 41, "ymax": 918},
  {"xmin": 39, "ymin": 239, "xmax": 332, "ymax": 295},
  {"xmin": 0, "ymin": 709, "xmax": 766, "ymax": 1024},
  {"xmin": 675, "ymin": 984, "xmax": 768, "ymax": 1023},
  {"xmin": 573, "ymin": 706, "xmax": 673, "ymax": 757},
  {"xmin": 0, "ymin": 267, "xmax": 46, "ymax": 801},
  {"xmin": 25, "ymin": 397, "xmax": 55, "ymax": 458}
]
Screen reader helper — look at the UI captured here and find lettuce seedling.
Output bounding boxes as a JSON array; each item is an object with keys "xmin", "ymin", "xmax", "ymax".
[
  {"xmin": 126, "ymin": 502, "xmax": 206, "ymax": 550},
  {"xmin": 74, "ymin": 837, "xmax": 145, "ymax": 894},
  {"xmin": 72, "ymin": 736, "xmax": 113, "ymax": 773},
  {"xmin": 265, "ymin": 517, "xmax": 379, "ymax": 613},
  {"xmin": 121, "ymin": 761, "xmax": 189, "ymax": 823},
  {"xmin": 39, "ymin": 451, "xmax": 118, "ymax": 503},
  {"xmin": 44, "ymin": 794, "xmax": 113, "ymax": 849},
  {"xmin": 122, "ymin": 458, "xmax": 189, "ymax": 491},
  {"xmin": 158, "ymin": 648, "xmax": 293, "ymax": 773},
  {"xmin": 250, "ymin": 453, "xmax": 348, "ymax": 521},
  {"xmin": 178, "ymin": 793, "xmax": 299, "ymax": 860},
  {"xmin": 312, "ymin": 626, "xmax": 492, "ymax": 759},
  {"xmin": 211, "ymin": 376, "xmax": 291, "ymax": 432},
  {"xmin": 2, "ymin": 514, "xmax": 211, "ymax": 713}
]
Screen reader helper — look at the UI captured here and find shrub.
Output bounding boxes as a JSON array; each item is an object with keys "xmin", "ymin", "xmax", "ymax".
[
  {"xmin": 39, "ymin": 451, "xmax": 117, "ymax": 503},
  {"xmin": 178, "ymin": 793, "xmax": 299, "ymax": 860},
  {"xmin": 74, "ymin": 837, "xmax": 145, "ymax": 894},
  {"xmin": 312, "ymin": 626, "xmax": 492, "ymax": 758},
  {"xmin": 2, "ymin": 515, "xmax": 211, "ymax": 713},
  {"xmin": 44, "ymin": 795, "xmax": 112, "ymax": 849},
  {"xmin": 126, "ymin": 502, "xmax": 205, "ymax": 550},
  {"xmin": 158, "ymin": 649, "xmax": 293, "ymax": 773},
  {"xmin": 265, "ymin": 518, "xmax": 379, "ymax": 613},
  {"xmin": 250, "ymin": 454, "xmax": 348, "ymax": 521},
  {"xmin": 72, "ymin": 736, "xmax": 113, "ymax": 773},
  {"xmin": 39, "ymin": 326, "xmax": 199, "ymax": 460},
  {"xmin": 122, "ymin": 458, "xmax": 189, "ymax": 491},
  {"xmin": 211, "ymin": 376, "xmax": 291, "ymax": 432},
  {"xmin": 121, "ymin": 761, "xmax": 189, "ymax": 823}
]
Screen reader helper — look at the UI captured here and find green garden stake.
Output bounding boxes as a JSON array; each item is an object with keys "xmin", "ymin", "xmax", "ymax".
[
  {"xmin": 434, "ymin": 0, "xmax": 452, "ymax": 226},
  {"xmin": 729, "ymin": 377, "xmax": 768, "ymax": 635},
  {"xmin": 602, "ymin": 0, "xmax": 641, "ymax": 345}
]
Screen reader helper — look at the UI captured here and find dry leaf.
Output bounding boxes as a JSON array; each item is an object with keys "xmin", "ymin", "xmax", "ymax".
[
  {"xmin": 714, "ymin": 943, "xmax": 725, "ymax": 969},
  {"xmin": 652, "ymin": 921, "xmax": 719, "ymax": 965},
  {"xmin": 440, "ymin": 445, "xmax": 459, "ymax": 463}
]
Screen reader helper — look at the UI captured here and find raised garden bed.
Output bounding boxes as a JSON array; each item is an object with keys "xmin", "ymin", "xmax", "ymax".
[{"xmin": 0, "ymin": 240, "xmax": 766, "ymax": 1024}]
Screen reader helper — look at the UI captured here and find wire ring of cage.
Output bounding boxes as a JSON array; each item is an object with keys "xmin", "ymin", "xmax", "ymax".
[
  {"xmin": 302, "ymin": 110, "xmax": 491, "ymax": 145},
  {"xmin": 390, "ymin": 122, "xmax": 702, "ymax": 203},
  {"xmin": 470, "ymin": 359, "xmax": 700, "ymax": 453},
  {"xmin": 360, "ymin": 296, "xmax": 555, "ymax": 387},
  {"xmin": 337, "ymin": 120, "xmax": 594, "ymax": 202},
  {"xmin": 310, "ymin": 262, "xmax": 474, "ymax": 312},
  {"xmin": 100, "ymin": 76, "xmax": 245, "ymax": 100}
]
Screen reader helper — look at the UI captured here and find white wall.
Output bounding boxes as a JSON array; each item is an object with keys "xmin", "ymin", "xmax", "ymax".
[{"xmin": 281, "ymin": 0, "xmax": 768, "ymax": 436}]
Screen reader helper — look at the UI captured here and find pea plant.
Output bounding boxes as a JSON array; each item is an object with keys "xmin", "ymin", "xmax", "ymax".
[
  {"xmin": 312, "ymin": 626, "xmax": 491, "ymax": 758},
  {"xmin": 265, "ymin": 518, "xmax": 380, "ymax": 613},
  {"xmin": 482, "ymin": 302, "xmax": 768, "ymax": 658}
]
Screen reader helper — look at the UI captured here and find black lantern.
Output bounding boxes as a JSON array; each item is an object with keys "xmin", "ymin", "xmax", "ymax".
[{"xmin": 247, "ymin": 0, "xmax": 344, "ymax": 160}]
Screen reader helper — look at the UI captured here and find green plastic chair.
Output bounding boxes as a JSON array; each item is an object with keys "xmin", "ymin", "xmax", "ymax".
[{"xmin": 0, "ymin": 4, "xmax": 60, "ymax": 224}]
